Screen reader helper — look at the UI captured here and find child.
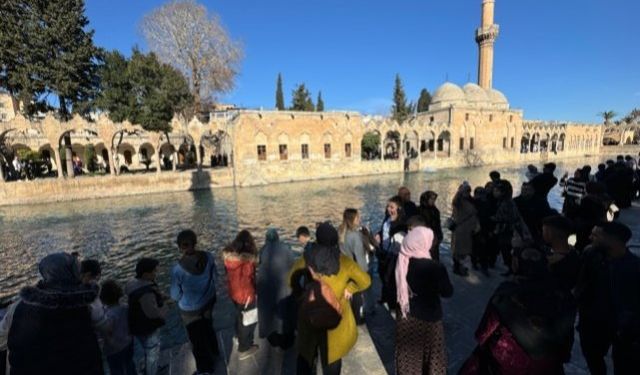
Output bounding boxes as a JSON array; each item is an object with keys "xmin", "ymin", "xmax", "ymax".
[
  {"xmin": 126, "ymin": 258, "xmax": 167, "ymax": 375},
  {"xmin": 296, "ymin": 226, "xmax": 312, "ymax": 254},
  {"xmin": 100, "ymin": 280, "xmax": 136, "ymax": 375}
]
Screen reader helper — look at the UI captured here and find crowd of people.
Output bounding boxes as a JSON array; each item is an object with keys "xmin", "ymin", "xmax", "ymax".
[{"xmin": 0, "ymin": 155, "xmax": 639, "ymax": 375}]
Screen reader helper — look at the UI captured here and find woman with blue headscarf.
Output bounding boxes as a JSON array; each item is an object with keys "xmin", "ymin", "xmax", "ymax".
[{"xmin": 257, "ymin": 228, "xmax": 296, "ymax": 350}]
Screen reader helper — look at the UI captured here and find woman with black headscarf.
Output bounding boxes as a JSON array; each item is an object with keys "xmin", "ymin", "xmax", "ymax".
[
  {"xmin": 0, "ymin": 252, "xmax": 103, "ymax": 375},
  {"xmin": 289, "ymin": 222, "xmax": 371, "ymax": 375}
]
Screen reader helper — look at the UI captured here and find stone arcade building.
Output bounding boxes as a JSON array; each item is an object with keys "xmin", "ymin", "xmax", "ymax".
[{"xmin": 0, "ymin": 0, "xmax": 603, "ymax": 191}]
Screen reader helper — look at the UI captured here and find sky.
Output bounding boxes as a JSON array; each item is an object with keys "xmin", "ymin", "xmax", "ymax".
[{"xmin": 85, "ymin": 0, "xmax": 640, "ymax": 123}]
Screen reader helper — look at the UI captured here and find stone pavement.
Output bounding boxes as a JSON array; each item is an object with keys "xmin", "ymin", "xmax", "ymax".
[{"xmin": 159, "ymin": 203, "xmax": 640, "ymax": 375}]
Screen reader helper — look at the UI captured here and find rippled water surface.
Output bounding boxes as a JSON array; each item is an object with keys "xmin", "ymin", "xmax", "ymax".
[{"xmin": 0, "ymin": 158, "xmax": 603, "ymax": 345}]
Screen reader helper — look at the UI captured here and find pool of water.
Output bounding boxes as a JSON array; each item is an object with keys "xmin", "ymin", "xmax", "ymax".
[{"xmin": 0, "ymin": 157, "xmax": 603, "ymax": 346}]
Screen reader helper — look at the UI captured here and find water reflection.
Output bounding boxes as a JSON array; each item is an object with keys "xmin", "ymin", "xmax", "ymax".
[{"xmin": 0, "ymin": 157, "xmax": 603, "ymax": 307}]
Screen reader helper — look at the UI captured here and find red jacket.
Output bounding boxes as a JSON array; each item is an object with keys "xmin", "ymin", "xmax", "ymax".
[{"xmin": 223, "ymin": 252, "xmax": 257, "ymax": 305}]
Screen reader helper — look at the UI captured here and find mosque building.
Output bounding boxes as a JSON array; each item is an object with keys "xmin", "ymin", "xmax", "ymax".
[{"xmin": 0, "ymin": 0, "xmax": 604, "ymax": 191}]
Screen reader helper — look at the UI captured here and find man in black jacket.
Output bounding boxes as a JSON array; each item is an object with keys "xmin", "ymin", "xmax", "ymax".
[
  {"xmin": 575, "ymin": 222, "xmax": 640, "ymax": 375},
  {"xmin": 530, "ymin": 162, "xmax": 558, "ymax": 202}
]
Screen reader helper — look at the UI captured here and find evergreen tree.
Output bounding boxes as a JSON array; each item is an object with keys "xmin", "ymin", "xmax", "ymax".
[
  {"xmin": 417, "ymin": 88, "xmax": 432, "ymax": 112},
  {"xmin": 392, "ymin": 74, "xmax": 410, "ymax": 123},
  {"xmin": 305, "ymin": 97, "xmax": 315, "ymax": 112},
  {"xmin": 291, "ymin": 84, "xmax": 314, "ymax": 111},
  {"xmin": 316, "ymin": 91, "xmax": 325, "ymax": 112},
  {"xmin": 0, "ymin": 0, "xmax": 101, "ymax": 120},
  {"xmin": 275, "ymin": 73, "xmax": 285, "ymax": 110},
  {"xmin": 94, "ymin": 49, "xmax": 192, "ymax": 132},
  {"xmin": 94, "ymin": 51, "xmax": 132, "ymax": 122}
]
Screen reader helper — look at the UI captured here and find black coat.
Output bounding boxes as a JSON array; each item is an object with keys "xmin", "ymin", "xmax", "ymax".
[
  {"xmin": 406, "ymin": 259, "xmax": 453, "ymax": 321},
  {"xmin": 531, "ymin": 172, "xmax": 558, "ymax": 199},
  {"xmin": 575, "ymin": 247, "xmax": 640, "ymax": 339},
  {"xmin": 8, "ymin": 284, "xmax": 102, "ymax": 375}
]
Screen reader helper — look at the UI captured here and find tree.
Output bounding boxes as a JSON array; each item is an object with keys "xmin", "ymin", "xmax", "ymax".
[
  {"xmin": 94, "ymin": 51, "xmax": 133, "ymax": 122},
  {"xmin": 417, "ymin": 88, "xmax": 432, "ymax": 112},
  {"xmin": 93, "ymin": 49, "xmax": 193, "ymax": 133},
  {"xmin": 392, "ymin": 74, "xmax": 410, "ymax": 123},
  {"xmin": 316, "ymin": 91, "xmax": 325, "ymax": 112},
  {"xmin": 361, "ymin": 132, "xmax": 381, "ymax": 159},
  {"xmin": 291, "ymin": 84, "xmax": 314, "ymax": 111},
  {"xmin": 622, "ymin": 108, "xmax": 640, "ymax": 124},
  {"xmin": 598, "ymin": 110, "xmax": 617, "ymax": 124},
  {"xmin": 275, "ymin": 73, "xmax": 285, "ymax": 110},
  {"xmin": 0, "ymin": 0, "xmax": 102, "ymax": 120},
  {"xmin": 141, "ymin": 0, "xmax": 242, "ymax": 117}
]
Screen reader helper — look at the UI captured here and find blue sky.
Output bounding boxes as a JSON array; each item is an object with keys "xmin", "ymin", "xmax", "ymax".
[{"xmin": 86, "ymin": 0, "xmax": 640, "ymax": 123}]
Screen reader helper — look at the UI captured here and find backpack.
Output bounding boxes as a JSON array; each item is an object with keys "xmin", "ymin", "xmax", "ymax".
[{"xmin": 299, "ymin": 278, "xmax": 342, "ymax": 330}]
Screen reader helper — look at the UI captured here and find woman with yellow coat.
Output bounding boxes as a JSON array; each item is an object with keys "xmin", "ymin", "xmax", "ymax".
[{"xmin": 290, "ymin": 222, "xmax": 371, "ymax": 375}]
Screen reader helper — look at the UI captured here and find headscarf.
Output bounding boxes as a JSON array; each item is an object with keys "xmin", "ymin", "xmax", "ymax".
[
  {"xmin": 316, "ymin": 221, "xmax": 339, "ymax": 247},
  {"xmin": 419, "ymin": 190, "xmax": 437, "ymax": 208},
  {"xmin": 38, "ymin": 252, "xmax": 82, "ymax": 291},
  {"xmin": 265, "ymin": 228, "xmax": 279, "ymax": 243},
  {"xmin": 453, "ymin": 181, "xmax": 472, "ymax": 208},
  {"xmin": 396, "ymin": 227, "xmax": 434, "ymax": 318},
  {"xmin": 304, "ymin": 222, "xmax": 341, "ymax": 276}
]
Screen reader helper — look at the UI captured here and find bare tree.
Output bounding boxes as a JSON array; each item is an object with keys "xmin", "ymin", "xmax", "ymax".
[{"xmin": 141, "ymin": 0, "xmax": 242, "ymax": 117}]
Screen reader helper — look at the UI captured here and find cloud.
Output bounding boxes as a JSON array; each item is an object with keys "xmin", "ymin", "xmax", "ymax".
[{"xmin": 344, "ymin": 97, "xmax": 392, "ymax": 115}]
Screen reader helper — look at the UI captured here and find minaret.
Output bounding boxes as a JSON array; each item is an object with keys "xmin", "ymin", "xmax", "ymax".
[{"xmin": 476, "ymin": 0, "xmax": 500, "ymax": 89}]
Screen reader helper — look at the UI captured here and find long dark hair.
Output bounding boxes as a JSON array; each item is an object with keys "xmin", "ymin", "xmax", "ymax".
[{"xmin": 229, "ymin": 230, "xmax": 257, "ymax": 255}]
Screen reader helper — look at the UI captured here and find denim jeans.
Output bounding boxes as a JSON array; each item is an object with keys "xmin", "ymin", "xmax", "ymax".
[
  {"xmin": 106, "ymin": 343, "xmax": 137, "ymax": 375},
  {"xmin": 136, "ymin": 332, "xmax": 161, "ymax": 375}
]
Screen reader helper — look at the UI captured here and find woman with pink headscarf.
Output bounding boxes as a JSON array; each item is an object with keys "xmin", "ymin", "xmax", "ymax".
[{"xmin": 395, "ymin": 227, "xmax": 454, "ymax": 375}]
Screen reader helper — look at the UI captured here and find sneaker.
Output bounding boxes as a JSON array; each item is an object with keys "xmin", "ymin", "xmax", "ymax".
[{"xmin": 238, "ymin": 345, "xmax": 259, "ymax": 360}]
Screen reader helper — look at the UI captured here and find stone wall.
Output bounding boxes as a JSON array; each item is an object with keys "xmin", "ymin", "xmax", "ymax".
[
  {"xmin": 0, "ymin": 169, "xmax": 234, "ymax": 206},
  {"xmin": 0, "ymin": 108, "xmax": 608, "ymax": 206}
]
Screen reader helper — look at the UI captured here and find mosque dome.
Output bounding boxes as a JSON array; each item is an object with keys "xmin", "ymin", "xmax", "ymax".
[
  {"xmin": 463, "ymin": 83, "xmax": 491, "ymax": 106},
  {"xmin": 487, "ymin": 88, "xmax": 509, "ymax": 109},
  {"xmin": 430, "ymin": 82, "xmax": 465, "ymax": 110}
]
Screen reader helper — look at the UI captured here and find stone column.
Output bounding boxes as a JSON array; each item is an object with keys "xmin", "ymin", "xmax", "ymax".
[
  {"xmin": 417, "ymin": 134, "xmax": 422, "ymax": 171},
  {"xmin": 156, "ymin": 149, "xmax": 162, "ymax": 175},
  {"xmin": 111, "ymin": 147, "xmax": 119, "ymax": 176},
  {"xmin": 54, "ymin": 149, "xmax": 64, "ymax": 179},
  {"xmin": 107, "ymin": 149, "xmax": 116, "ymax": 176},
  {"xmin": 64, "ymin": 133, "xmax": 74, "ymax": 178},
  {"xmin": 196, "ymin": 144, "xmax": 203, "ymax": 171},
  {"xmin": 172, "ymin": 150, "xmax": 178, "ymax": 171}
]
